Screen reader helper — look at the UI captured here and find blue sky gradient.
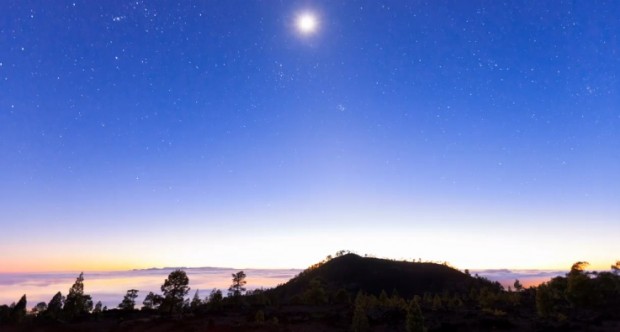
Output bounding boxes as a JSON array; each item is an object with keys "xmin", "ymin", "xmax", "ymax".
[{"xmin": 1, "ymin": 1, "xmax": 618, "ymax": 271}]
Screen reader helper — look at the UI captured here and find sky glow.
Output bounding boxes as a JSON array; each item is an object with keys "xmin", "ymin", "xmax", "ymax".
[{"xmin": 0, "ymin": 1, "xmax": 618, "ymax": 274}]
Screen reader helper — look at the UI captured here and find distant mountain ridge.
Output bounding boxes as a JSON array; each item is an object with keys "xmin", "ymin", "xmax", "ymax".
[
  {"xmin": 132, "ymin": 267, "xmax": 230, "ymax": 271},
  {"xmin": 131, "ymin": 266, "xmax": 301, "ymax": 272}
]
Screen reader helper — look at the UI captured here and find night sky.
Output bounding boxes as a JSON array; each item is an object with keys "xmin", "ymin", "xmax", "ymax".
[{"xmin": 1, "ymin": 1, "xmax": 619, "ymax": 272}]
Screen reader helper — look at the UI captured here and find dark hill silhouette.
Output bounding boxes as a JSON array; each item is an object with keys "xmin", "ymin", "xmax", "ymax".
[{"xmin": 268, "ymin": 253, "xmax": 499, "ymax": 301}]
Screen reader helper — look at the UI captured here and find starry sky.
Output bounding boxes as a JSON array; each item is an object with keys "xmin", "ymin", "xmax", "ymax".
[{"xmin": 1, "ymin": 1, "xmax": 619, "ymax": 272}]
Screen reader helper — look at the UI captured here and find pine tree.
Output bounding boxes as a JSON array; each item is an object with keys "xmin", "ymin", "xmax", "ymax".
[
  {"xmin": 255, "ymin": 310, "xmax": 265, "ymax": 324},
  {"xmin": 334, "ymin": 288, "xmax": 350, "ymax": 304},
  {"xmin": 228, "ymin": 271, "xmax": 247, "ymax": 297},
  {"xmin": 612, "ymin": 261, "xmax": 620, "ymax": 275},
  {"xmin": 536, "ymin": 283, "xmax": 553, "ymax": 318},
  {"xmin": 118, "ymin": 289, "xmax": 139, "ymax": 311},
  {"xmin": 45, "ymin": 292, "xmax": 64, "ymax": 319},
  {"xmin": 513, "ymin": 279, "xmax": 524, "ymax": 292},
  {"xmin": 32, "ymin": 302, "xmax": 47, "ymax": 316},
  {"xmin": 92, "ymin": 301, "xmax": 103, "ymax": 320},
  {"xmin": 303, "ymin": 279, "xmax": 328, "ymax": 305},
  {"xmin": 190, "ymin": 290, "xmax": 202, "ymax": 312},
  {"xmin": 405, "ymin": 299, "xmax": 425, "ymax": 332},
  {"xmin": 93, "ymin": 301, "xmax": 103, "ymax": 314},
  {"xmin": 10, "ymin": 295, "xmax": 27, "ymax": 323},
  {"xmin": 63, "ymin": 272, "xmax": 93, "ymax": 319},
  {"xmin": 351, "ymin": 300, "xmax": 370, "ymax": 332},
  {"xmin": 207, "ymin": 289, "xmax": 223, "ymax": 311},
  {"xmin": 160, "ymin": 270, "xmax": 190, "ymax": 314},
  {"xmin": 431, "ymin": 294, "xmax": 443, "ymax": 311},
  {"xmin": 142, "ymin": 292, "xmax": 161, "ymax": 310},
  {"xmin": 379, "ymin": 290, "xmax": 389, "ymax": 307}
]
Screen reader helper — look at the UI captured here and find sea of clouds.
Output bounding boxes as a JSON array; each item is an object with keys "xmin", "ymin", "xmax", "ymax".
[
  {"xmin": 0, "ymin": 267, "xmax": 301, "ymax": 309},
  {"xmin": 0, "ymin": 267, "xmax": 565, "ymax": 309},
  {"xmin": 470, "ymin": 269, "xmax": 566, "ymax": 289}
]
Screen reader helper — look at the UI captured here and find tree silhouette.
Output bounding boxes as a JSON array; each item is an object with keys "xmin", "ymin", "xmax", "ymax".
[
  {"xmin": 567, "ymin": 261, "xmax": 592, "ymax": 307},
  {"xmin": 333, "ymin": 288, "xmax": 350, "ymax": 304},
  {"xmin": 63, "ymin": 272, "xmax": 93, "ymax": 319},
  {"xmin": 10, "ymin": 295, "xmax": 27, "ymax": 323},
  {"xmin": 303, "ymin": 278, "xmax": 328, "ymax": 305},
  {"xmin": 569, "ymin": 261, "xmax": 589, "ymax": 277},
  {"xmin": 190, "ymin": 290, "xmax": 202, "ymax": 312},
  {"xmin": 45, "ymin": 292, "xmax": 64, "ymax": 320},
  {"xmin": 32, "ymin": 302, "xmax": 47, "ymax": 316},
  {"xmin": 0, "ymin": 305, "xmax": 9, "ymax": 324},
  {"xmin": 207, "ymin": 289, "xmax": 223, "ymax": 311},
  {"xmin": 405, "ymin": 299, "xmax": 425, "ymax": 332},
  {"xmin": 379, "ymin": 290, "xmax": 389, "ymax": 306},
  {"xmin": 255, "ymin": 309, "xmax": 265, "ymax": 324},
  {"xmin": 161, "ymin": 269, "xmax": 190, "ymax": 314},
  {"xmin": 142, "ymin": 291, "xmax": 162, "ymax": 310},
  {"xmin": 92, "ymin": 301, "xmax": 103, "ymax": 315},
  {"xmin": 228, "ymin": 271, "xmax": 247, "ymax": 298},
  {"xmin": 513, "ymin": 279, "xmax": 523, "ymax": 292},
  {"xmin": 431, "ymin": 294, "xmax": 443, "ymax": 311},
  {"xmin": 118, "ymin": 289, "xmax": 139, "ymax": 311},
  {"xmin": 351, "ymin": 293, "xmax": 370, "ymax": 332}
]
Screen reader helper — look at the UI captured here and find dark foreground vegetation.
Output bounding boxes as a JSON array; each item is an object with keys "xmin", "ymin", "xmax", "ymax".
[{"xmin": 1, "ymin": 253, "xmax": 619, "ymax": 331}]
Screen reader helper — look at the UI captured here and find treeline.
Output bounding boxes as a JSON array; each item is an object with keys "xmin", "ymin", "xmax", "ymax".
[
  {"xmin": 0, "ymin": 269, "xmax": 251, "ymax": 325},
  {"xmin": 343, "ymin": 277, "xmax": 532, "ymax": 332},
  {"xmin": 0, "ymin": 256, "xmax": 619, "ymax": 331},
  {"xmin": 536, "ymin": 261, "xmax": 620, "ymax": 321},
  {"xmin": 347, "ymin": 261, "xmax": 620, "ymax": 331},
  {"xmin": 0, "ymin": 272, "xmax": 96, "ymax": 324}
]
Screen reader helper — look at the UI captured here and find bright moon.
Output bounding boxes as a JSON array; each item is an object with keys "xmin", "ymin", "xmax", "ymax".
[{"xmin": 296, "ymin": 13, "xmax": 318, "ymax": 34}]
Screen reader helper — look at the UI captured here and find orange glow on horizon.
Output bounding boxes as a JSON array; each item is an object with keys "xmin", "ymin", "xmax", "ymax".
[
  {"xmin": 2, "ymin": 226, "xmax": 617, "ymax": 273},
  {"xmin": 1, "ymin": 257, "xmax": 140, "ymax": 274},
  {"xmin": 1, "ymin": 255, "xmax": 616, "ymax": 274}
]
